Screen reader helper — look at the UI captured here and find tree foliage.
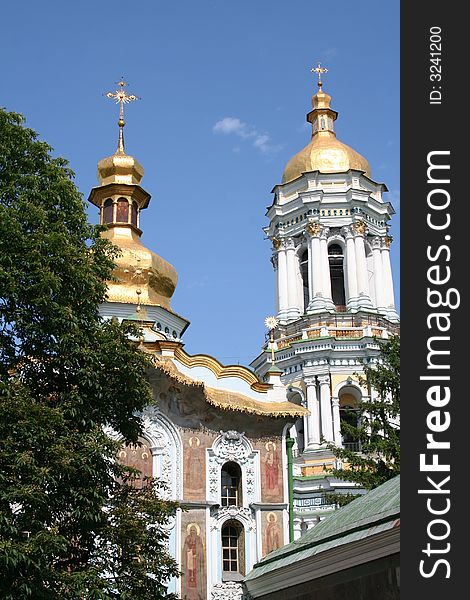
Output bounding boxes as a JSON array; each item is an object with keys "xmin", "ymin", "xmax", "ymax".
[
  {"xmin": 0, "ymin": 109, "xmax": 179, "ymax": 598},
  {"xmin": 327, "ymin": 335, "xmax": 400, "ymax": 497}
]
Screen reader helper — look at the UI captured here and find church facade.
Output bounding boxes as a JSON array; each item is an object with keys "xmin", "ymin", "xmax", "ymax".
[
  {"xmin": 87, "ymin": 81, "xmax": 306, "ymax": 600},
  {"xmin": 88, "ymin": 70, "xmax": 399, "ymax": 597}
]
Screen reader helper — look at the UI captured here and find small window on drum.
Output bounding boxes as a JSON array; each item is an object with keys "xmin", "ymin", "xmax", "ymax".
[
  {"xmin": 103, "ymin": 198, "xmax": 113, "ymax": 224},
  {"xmin": 130, "ymin": 201, "xmax": 138, "ymax": 227},
  {"xmin": 116, "ymin": 197, "xmax": 129, "ymax": 223}
]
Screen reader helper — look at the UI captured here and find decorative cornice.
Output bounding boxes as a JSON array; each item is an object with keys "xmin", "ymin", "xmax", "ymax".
[{"xmin": 174, "ymin": 346, "xmax": 270, "ymax": 393}]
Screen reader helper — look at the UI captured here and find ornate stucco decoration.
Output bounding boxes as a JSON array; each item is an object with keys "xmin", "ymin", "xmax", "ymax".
[
  {"xmin": 141, "ymin": 406, "xmax": 183, "ymax": 501},
  {"xmin": 305, "ymin": 220, "xmax": 321, "ymax": 236},
  {"xmin": 207, "ymin": 431, "xmax": 259, "ymax": 504},
  {"xmin": 352, "ymin": 219, "xmax": 367, "ymax": 236},
  {"xmin": 211, "ymin": 581, "xmax": 245, "ymax": 600}
]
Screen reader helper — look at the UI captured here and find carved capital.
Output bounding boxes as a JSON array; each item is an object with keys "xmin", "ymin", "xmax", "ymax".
[
  {"xmin": 317, "ymin": 374, "xmax": 330, "ymax": 386},
  {"xmin": 352, "ymin": 219, "xmax": 367, "ymax": 236},
  {"xmin": 341, "ymin": 225, "xmax": 355, "ymax": 240},
  {"xmin": 304, "ymin": 376, "xmax": 316, "ymax": 387},
  {"xmin": 384, "ymin": 235, "xmax": 393, "ymax": 248},
  {"xmin": 305, "ymin": 220, "xmax": 321, "ymax": 237},
  {"xmin": 285, "ymin": 236, "xmax": 296, "ymax": 250},
  {"xmin": 370, "ymin": 236, "xmax": 382, "ymax": 249}
]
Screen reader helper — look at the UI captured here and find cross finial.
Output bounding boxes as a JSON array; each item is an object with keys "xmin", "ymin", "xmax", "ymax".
[
  {"xmin": 264, "ymin": 316, "xmax": 279, "ymax": 364},
  {"xmin": 105, "ymin": 78, "xmax": 140, "ymax": 154},
  {"xmin": 311, "ymin": 62, "xmax": 328, "ymax": 91}
]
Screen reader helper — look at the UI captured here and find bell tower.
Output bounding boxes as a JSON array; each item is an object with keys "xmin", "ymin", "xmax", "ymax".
[
  {"xmin": 251, "ymin": 66, "xmax": 399, "ymax": 534},
  {"xmin": 88, "ymin": 80, "xmax": 189, "ymax": 341}
]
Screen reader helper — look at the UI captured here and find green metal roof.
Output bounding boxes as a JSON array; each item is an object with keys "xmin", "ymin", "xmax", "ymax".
[{"xmin": 245, "ymin": 475, "xmax": 400, "ymax": 582}]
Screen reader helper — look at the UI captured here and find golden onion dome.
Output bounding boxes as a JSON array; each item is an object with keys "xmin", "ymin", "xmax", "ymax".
[
  {"xmin": 101, "ymin": 226, "xmax": 178, "ymax": 309},
  {"xmin": 87, "ymin": 90, "xmax": 178, "ymax": 311},
  {"xmin": 282, "ymin": 85, "xmax": 371, "ymax": 184},
  {"xmin": 97, "ymin": 152, "xmax": 144, "ymax": 186}
]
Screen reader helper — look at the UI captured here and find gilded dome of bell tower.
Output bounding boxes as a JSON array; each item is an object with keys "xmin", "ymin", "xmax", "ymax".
[
  {"xmin": 282, "ymin": 64, "xmax": 371, "ymax": 183},
  {"xmin": 88, "ymin": 80, "xmax": 178, "ymax": 311}
]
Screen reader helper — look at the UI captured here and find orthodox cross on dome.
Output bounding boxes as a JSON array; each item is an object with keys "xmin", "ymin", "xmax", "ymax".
[
  {"xmin": 311, "ymin": 62, "xmax": 328, "ymax": 91},
  {"xmin": 105, "ymin": 79, "xmax": 140, "ymax": 154}
]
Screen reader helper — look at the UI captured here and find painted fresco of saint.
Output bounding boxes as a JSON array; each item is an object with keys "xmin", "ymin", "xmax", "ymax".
[
  {"xmin": 265, "ymin": 512, "xmax": 281, "ymax": 554},
  {"xmin": 185, "ymin": 436, "xmax": 203, "ymax": 495},
  {"xmin": 265, "ymin": 441, "xmax": 280, "ymax": 492},
  {"xmin": 182, "ymin": 523, "xmax": 204, "ymax": 592}
]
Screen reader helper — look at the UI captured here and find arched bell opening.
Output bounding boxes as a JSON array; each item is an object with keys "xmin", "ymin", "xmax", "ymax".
[{"xmin": 328, "ymin": 243, "xmax": 346, "ymax": 310}]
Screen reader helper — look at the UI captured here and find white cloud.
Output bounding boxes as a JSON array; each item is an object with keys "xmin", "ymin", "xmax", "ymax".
[
  {"xmin": 213, "ymin": 117, "xmax": 249, "ymax": 137},
  {"xmin": 213, "ymin": 116, "xmax": 280, "ymax": 154}
]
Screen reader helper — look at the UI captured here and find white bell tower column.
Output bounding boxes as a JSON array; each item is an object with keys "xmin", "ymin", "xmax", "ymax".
[
  {"xmin": 319, "ymin": 227, "xmax": 335, "ymax": 311},
  {"xmin": 371, "ymin": 236, "xmax": 386, "ymax": 313},
  {"xmin": 286, "ymin": 237, "xmax": 302, "ymax": 319},
  {"xmin": 331, "ymin": 397, "xmax": 342, "ymax": 446},
  {"xmin": 342, "ymin": 225, "xmax": 359, "ymax": 310},
  {"xmin": 318, "ymin": 374, "xmax": 334, "ymax": 443},
  {"xmin": 353, "ymin": 220, "xmax": 373, "ymax": 309},
  {"xmin": 304, "ymin": 377, "xmax": 321, "ymax": 448},
  {"xmin": 306, "ymin": 221, "xmax": 327, "ymax": 312},
  {"xmin": 274, "ymin": 239, "xmax": 289, "ymax": 321},
  {"xmin": 381, "ymin": 235, "xmax": 399, "ymax": 321}
]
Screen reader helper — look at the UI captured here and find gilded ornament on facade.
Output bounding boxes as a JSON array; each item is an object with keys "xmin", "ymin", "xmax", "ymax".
[
  {"xmin": 306, "ymin": 221, "xmax": 321, "ymax": 236},
  {"xmin": 352, "ymin": 220, "xmax": 367, "ymax": 235},
  {"xmin": 272, "ymin": 238, "xmax": 281, "ymax": 250},
  {"xmin": 384, "ymin": 235, "xmax": 393, "ymax": 248}
]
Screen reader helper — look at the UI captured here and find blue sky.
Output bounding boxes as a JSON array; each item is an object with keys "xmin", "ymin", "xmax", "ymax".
[{"xmin": 1, "ymin": 0, "xmax": 399, "ymax": 366}]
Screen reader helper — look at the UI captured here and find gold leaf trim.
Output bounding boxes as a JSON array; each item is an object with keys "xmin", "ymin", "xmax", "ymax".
[
  {"xmin": 151, "ymin": 356, "xmax": 308, "ymax": 418},
  {"xmin": 174, "ymin": 347, "xmax": 270, "ymax": 392}
]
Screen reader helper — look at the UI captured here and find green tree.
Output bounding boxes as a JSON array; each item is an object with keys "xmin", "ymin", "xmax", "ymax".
[
  {"xmin": 0, "ymin": 109, "xmax": 179, "ymax": 598},
  {"xmin": 326, "ymin": 335, "xmax": 400, "ymax": 501}
]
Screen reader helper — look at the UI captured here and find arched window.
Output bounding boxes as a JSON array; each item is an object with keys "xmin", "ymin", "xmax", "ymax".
[
  {"xmin": 222, "ymin": 520, "xmax": 245, "ymax": 578},
  {"xmin": 221, "ymin": 462, "xmax": 242, "ymax": 506},
  {"xmin": 116, "ymin": 197, "xmax": 129, "ymax": 222},
  {"xmin": 300, "ymin": 249, "xmax": 309, "ymax": 312},
  {"xmin": 339, "ymin": 389, "xmax": 361, "ymax": 451},
  {"xmin": 328, "ymin": 244, "xmax": 346, "ymax": 309},
  {"xmin": 103, "ymin": 198, "xmax": 113, "ymax": 224},
  {"xmin": 130, "ymin": 201, "xmax": 138, "ymax": 227}
]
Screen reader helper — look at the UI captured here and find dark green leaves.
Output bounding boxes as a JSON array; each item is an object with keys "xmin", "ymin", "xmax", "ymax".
[{"xmin": 0, "ymin": 108, "xmax": 178, "ymax": 598}]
